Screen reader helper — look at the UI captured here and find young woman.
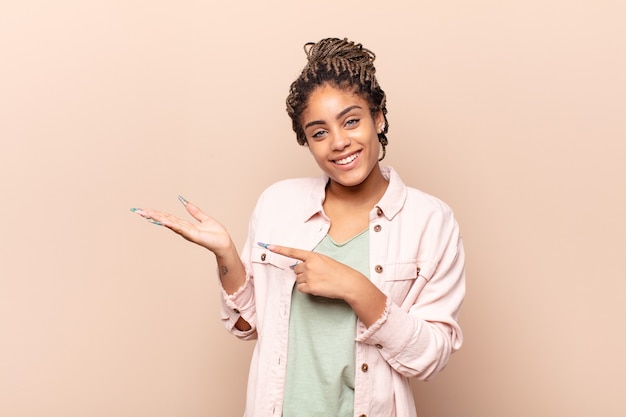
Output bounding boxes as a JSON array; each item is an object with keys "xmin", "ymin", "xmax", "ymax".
[{"xmin": 132, "ymin": 38, "xmax": 465, "ymax": 417}]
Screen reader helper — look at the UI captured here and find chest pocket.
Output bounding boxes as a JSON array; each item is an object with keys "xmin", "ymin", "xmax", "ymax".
[
  {"xmin": 250, "ymin": 246, "xmax": 294, "ymax": 271},
  {"xmin": 379, "ymin": 260, "xmax": 435, "ymax": 308}
]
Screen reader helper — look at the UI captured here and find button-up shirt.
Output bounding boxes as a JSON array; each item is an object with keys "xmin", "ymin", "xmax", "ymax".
[{"xmin": 219, "ymin": 166, "xmax": 466, "ymax": 417}]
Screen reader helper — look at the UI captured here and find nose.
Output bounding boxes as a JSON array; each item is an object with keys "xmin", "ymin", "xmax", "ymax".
[{"xmin": 330, "ymin": 129, "xmax": 350, "ymax": 151}]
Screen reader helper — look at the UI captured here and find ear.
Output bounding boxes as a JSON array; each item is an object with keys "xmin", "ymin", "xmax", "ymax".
[{"xmin": 375, "ymin": 111, "xmax": 385, "ymax": 132}]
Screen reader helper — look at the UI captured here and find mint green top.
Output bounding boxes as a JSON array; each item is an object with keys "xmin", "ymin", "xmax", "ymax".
[{"xmin": 282, "ymin": 230, "xmax": 370, "ymax": 417}]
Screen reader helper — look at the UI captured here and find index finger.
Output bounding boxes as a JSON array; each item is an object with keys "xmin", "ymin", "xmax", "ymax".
[{"xmin": 257, "ymin": 242, "xmax": 310, "ymax": 261}]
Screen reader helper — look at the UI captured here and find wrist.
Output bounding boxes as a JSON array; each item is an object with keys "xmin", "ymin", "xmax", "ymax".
[
  {"xmin": 344, "ymin": 274, "xmax": 387, "ymax": 328},
  {"xmin": 213, "ymin": 240, "xmax": 238, "ymax": 260}
]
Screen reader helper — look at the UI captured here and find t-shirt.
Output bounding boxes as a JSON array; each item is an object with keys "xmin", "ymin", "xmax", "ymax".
[{"xmin": 282, "ymin": 230, "xmax": 370, "ymax": 417}]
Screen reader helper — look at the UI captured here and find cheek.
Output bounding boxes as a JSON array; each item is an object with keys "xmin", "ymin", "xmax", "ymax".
[
  {"xmin": 307, "ymin": 143, "xmax": 324, "ymax": 157},
  {"xmin": 307, "ymin": 147, "xmax": 335, "ymax": 170},
  {"xmin": 311, "ymin": 151, "xmax": 327, "ymax": 165}
]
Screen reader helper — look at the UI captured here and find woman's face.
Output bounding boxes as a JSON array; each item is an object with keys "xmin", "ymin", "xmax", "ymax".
[{"xmin": 301, "ymin": 84, "xmax": 384, "ymax": 190}]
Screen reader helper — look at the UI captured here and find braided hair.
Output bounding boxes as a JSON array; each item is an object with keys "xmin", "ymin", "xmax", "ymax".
[{"xmin": 285, "ymin": 38, "xmax": 389, "ymax": 159}]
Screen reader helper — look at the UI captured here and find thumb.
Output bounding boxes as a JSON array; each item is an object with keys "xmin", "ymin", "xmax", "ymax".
[{"xmin": 178, "ymin": 195, "xmax": 209, "ymax": 223}]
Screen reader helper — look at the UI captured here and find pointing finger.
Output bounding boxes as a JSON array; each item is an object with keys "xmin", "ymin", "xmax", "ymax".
[{"xmin": 257, "ymin": 242, "xmax": 311, "ymax": 262}]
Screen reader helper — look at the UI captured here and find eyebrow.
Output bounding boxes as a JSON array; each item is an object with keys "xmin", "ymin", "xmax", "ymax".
[{"xmin": 304, "ymin": 105, "xmax": 363, "ymax": 130}]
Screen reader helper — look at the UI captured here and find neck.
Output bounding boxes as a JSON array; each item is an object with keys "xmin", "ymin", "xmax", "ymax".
[{"xmin": 325, "ymin": 165, "xmax": 388, "ymax": 208}]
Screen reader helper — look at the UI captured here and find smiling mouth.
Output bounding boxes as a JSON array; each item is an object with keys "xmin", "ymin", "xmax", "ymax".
[{"xmin": 334, "ymin": 151, "xmax": 360, "ymax": 165}]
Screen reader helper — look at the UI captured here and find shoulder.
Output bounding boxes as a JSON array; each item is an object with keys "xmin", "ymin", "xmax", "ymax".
[
  {"xmin": 403, "ymin": 187, "xmax": 460, "ymax": 238},
  {"xmin": 252, "ymin": 176, "xmax": 325, "ymax": 213},
  {"xmin": 406, "ymin": 186, "xmax": 454, "ymax": 215},
  {"xmin": 262, "ymin": 177, "xmax": 320, "ymax": 194},
  {"xmin": 386, "ymin": 166, "xmax": 456, "ymax": 219},
  {"xmin": 387, "ymin": 167, "xmax": 458, "ymax": 229}
]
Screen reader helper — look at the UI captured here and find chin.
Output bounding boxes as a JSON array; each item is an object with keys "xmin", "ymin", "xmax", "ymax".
[{"xmin": 330, "ymin": 171, "xmax": 369, "ymax": 188}]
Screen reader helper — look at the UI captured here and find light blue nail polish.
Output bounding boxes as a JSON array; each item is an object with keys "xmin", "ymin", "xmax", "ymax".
[
  {"xmin": 289, "ymin": 263, "xmax": 297, "ymax": 270},
  {"xmin": 147, "ymin": 219, "xmax": 163, "ymax": 226},
  {"xmin": 257, "ymin": 242, "xmax": 269, "ymax": 249},
  {"xmin": 178, "ymin": 195, "xmax": 188, "ymax": 206},
  {"xmin": 130, "ymin": 208, "xmax": 141, "ymax": 213}
]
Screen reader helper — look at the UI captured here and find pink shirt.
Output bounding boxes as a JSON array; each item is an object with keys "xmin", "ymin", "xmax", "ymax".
[{"xmin": 220, "ymin": 166, "xmax": 466, "ymax": 417}]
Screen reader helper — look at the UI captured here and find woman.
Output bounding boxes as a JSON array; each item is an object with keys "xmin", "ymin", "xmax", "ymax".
[{"xmin": 132, "ymin": 38, "xmax": 465, "ymax": 417}]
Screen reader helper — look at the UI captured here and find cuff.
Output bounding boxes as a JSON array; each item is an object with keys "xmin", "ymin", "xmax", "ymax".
[{"xmin": 355, "ymin": 299, "xmax": 416, "ymax": 358}]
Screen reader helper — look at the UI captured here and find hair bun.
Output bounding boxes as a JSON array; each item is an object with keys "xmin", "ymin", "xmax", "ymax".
[{"xmin": 304, "ymin": 38, "xmax": 376, "ymax": 66}]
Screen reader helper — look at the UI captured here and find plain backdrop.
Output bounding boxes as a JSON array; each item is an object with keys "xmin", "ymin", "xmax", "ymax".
[{"xmin": 1, "ymin": 1, "xmax": 625, "ymax": 416}]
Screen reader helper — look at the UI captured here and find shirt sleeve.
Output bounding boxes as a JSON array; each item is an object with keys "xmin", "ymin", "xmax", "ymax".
[
  {"xmin": 219, "ymin": 266, "xmax": 258, "ymax": 340},
  {"xmin": 218, "ymin": 195, "xmax": 263, "ymax": 341},
  {"xmin": 356, "ymin": 216, "xmax": 466, "ymax": 381}
]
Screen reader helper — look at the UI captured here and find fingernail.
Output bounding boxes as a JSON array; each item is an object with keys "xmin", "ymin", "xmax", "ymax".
[
  {"xmin": 131, "ymin": 208, "xmax": 162, "ymax": 225},
  {"xmin": 289, "ymin": 263, "xmax": 297, "ymax": 270},
  {"xmin": 178, "ymin": 195, "xmax": 188, "ymax": 206},
  {"xmin": 257, "ymin": 242, "xmax": 270, "ymax": 249},
  {"xmin": 130, "ymin": 208, "xmax": 149, "ymax": 218}
]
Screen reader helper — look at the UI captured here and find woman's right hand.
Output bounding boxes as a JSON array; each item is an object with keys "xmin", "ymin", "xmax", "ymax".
[{"xmin": 131, "ymin": 196, "xmax": 234, "ymax": 256}]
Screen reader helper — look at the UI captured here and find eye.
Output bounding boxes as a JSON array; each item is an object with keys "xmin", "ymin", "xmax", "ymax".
[
  {"xmin": 310, "ymin": 129, "xmax": 327, "ymax": 140},
  {"xmin": 345, "ymin": 118, "xmax": 360, "ymax": 128}
]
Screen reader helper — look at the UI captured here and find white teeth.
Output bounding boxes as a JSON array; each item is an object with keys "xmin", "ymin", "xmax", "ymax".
[{"xmin": 335, "ymin": 152, "xmax": 359, "ymax": 165}]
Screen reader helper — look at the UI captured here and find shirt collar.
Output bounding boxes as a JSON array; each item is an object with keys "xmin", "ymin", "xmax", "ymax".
[
  {"xmin": 302, "ymin": 166, "xmax": 408, "ymax": 222},
  {"xmin": 375, "ymin": 166, "xmax": 408, "ymax": 221}
]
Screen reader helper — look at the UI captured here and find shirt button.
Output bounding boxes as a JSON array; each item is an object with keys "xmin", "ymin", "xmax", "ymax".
[
  {"xmin": 375, "ymin": 343, "xmax": 383, "ymax": 349},
  {"xmin": 375, "ymin": 265, "xmax": 383, "ymax": 273},
  {"xmin": 361, "ymin": 363, "xmax": 369, "ymax": 372},
  {"xmin": 261, "ymin": 253, "xmax": 266, "ymax": 261},
  {"xmin": 376, "ymin": 207, "xmax": 383, "ymax": 216},
  {"xmin": 373, "ymin": 224, "xmax": 382, "ymax": 232}
]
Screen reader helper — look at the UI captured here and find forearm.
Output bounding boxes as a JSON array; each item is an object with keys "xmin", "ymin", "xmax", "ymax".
[
  {"xmin": 214, "ymin": 241, "xmax": 246, "ymax": 295},
  {"xmin": 214, "ymin": 242, "xmax": 252, "ymax": 331}
]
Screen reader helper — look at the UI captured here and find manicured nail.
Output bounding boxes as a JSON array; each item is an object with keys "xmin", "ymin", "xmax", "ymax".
[
  {"xmin": 130, "ymin": 208, "xmax": 149, "ymax": 218},
  {"xmin": 289, "ymin": 263, "xmax": 297, "ymax": 270},
  {"xmin": 178, "ymin": 195, "xmax": 188, "ymax": 206},
  {"xmin": 130, "ymin": 208, "xmax": 162, "ymax": 225},
  {"xmin": 257, "ymin": 242, "xmax": 270, "ymax": 249}
]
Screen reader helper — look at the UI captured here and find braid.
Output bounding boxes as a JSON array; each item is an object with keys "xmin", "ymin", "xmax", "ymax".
[{"xmin": 286, "ymin": 38, "xmax": 389, "ymax": 156}]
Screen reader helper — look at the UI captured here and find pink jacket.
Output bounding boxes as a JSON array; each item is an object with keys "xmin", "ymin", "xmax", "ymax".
[{"xmin": 220, "ymin": 166, "xmax": 465, "ymax": 417}]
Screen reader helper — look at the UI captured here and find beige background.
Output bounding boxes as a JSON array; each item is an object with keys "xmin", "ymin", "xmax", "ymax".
[{"xmin": 1, "ymin": 1, "xmax": 624, "ymax": 416}]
